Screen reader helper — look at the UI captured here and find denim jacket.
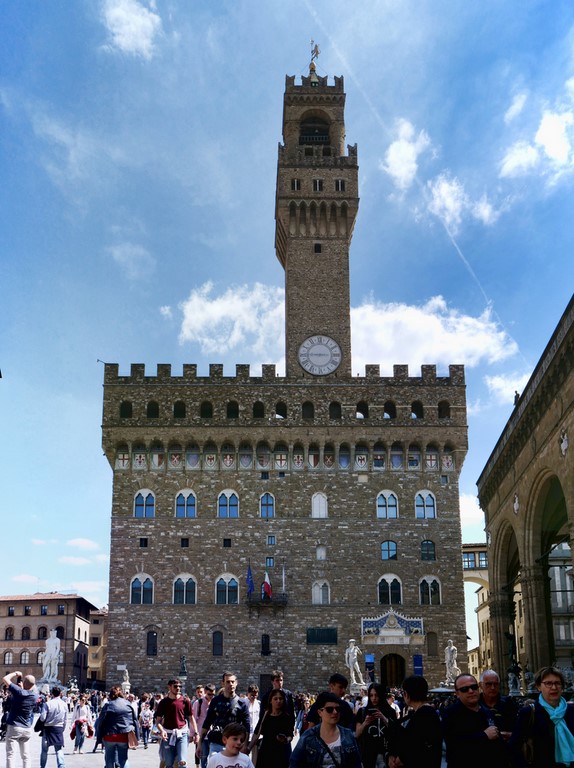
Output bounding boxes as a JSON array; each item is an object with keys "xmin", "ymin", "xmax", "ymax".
[{"xmin": 290, "ymin": 725, "xmax": 362, "ymax": 768}]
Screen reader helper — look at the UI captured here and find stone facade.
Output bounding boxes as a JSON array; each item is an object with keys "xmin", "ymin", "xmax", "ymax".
[
  {"xmin": 102, "ymin": 66, "xmax": 469, "ymax": 694},
  {"xmin": 478, "ymin": 294, "xmax": 574, "ymax": 677},
  {"xmin": 0, "ymin": 592, "xmax": 96, "ymax": 689}
]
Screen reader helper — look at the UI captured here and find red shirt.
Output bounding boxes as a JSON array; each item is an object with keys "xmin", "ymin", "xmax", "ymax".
[{"xmin": 156, "ymin": 695, "xmax": 192, "ymax": 730}]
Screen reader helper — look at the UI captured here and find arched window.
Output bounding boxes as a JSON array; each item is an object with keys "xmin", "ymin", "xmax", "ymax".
[
  {"xmin": 421, "ymin": 540, "xmax": 436, "ymax": 561},
  {"xmin": 378, "ymin": 576, "xmax": 402, "ymax": 605},
  {"xmin": 261, "ymin": 634, "xmax": 271, "ymax": 656},
  {"xmin": 411, "ymin": 401, "xmax": 424, "ymax": 419},
  {"xmin": 147, "ymin": 401, "xmax": 159, "ymax": 418},
  {"xmin": 415, "ymin": 491, "xmax": 436, "ymax": 519},
  {"xmin": 356, "ymin": 401, "xmax": 369, "ymax": 419},
  {"xmin": 38, "ymin": 626, "xmax": 48, "ymax": 640},
  {"xmin": 200, "ymin": 401, "xmax": 213, "ymax": 418},
  {"xmin": 260, "ymin": 493, "xmax": 275, "ymax": 519},
  {"xmin": 438, "ymin": 400, "xmax": 451, "ymax": 419},
  {"xmin": 377, "ymin": 492, "xmax": 398, "ymax": 519},
  {"xmin": 384, "ymin": 401, "xmax": 396, "ymax": 419},
  {"xmin": 131, "ymin": 576, "xmax": 154, "ymax": 604},
  {"xmin": 216, "ymin": 576, "xmax": 239, "ymax": 605},
  {"xmin": 218, "ymin": 491, "xmax": 239, "ymax": 518},
  {"xmin": 4, "ymin": 651, "xmax": 13, "ymax": 664},
  {"xmin": 329, "ymin": 401, "xmax": 342, "ymax": 419},
  {"xmin": 146, "ymin": 630, "xmax": 158, "ymax": 656},
  {"xmin": 302, "ymin": 401, "xmax": 314, "ymax": 419},
  {"xmin": 21, "ymin": 627, "xmax": 30, "ymax": 641},
  {"xmin": 119, "ymin": 401, "xmax": 132, "ymax": 418},
  {"xmin": 173, "ymin": 577, "xmax": 196, "ymax": 605},
  {"xmin": 37, "ymin": 650, "xmax": 44, "ymax": 664},
  {"xmin": 420, "ymin": 578, "xmax": 441, "ymax": 605},
  {"xmin": 227, "ymin": 401, "xmax": 239, "ymax": 419},
  {"xmin": 173, "ymin": 401, "xmax": 186, "ymax": 418},
  {"xmin": 20, "ymin": 651, "xmax": 30, "ymax": 664},
  {"xmin": 134, "ymin": 491, "xmax": 155, "ymax": 518},
  {"xmin": 275, "ymin": 402, "xmax": 287, "ymax": 419},
  {"xmin": 175, "ymin": 491, "xmax": 196, "ymax": 518},
  {"xmin": 5, "ymin": 627, "xmax": 13, "ymax": 641},
  {"xmin": 316, "ymin": 545, "xmax": 327, "ymax": 561},
  {"xmin": 312, "ymin": 581, "xmax": 330, "ymax": 605},
  {"xmin": 390, "ymin": 443, "xmax": 403, "ymax": 469},
  {"xmin": 311, "ymin": 492, "xmax": 328, "ymax": 519},
  {"xmin": 253, "ymin": 401, "xmax": 265, "ymax": 418},
  {"xmin": 381, "ymin": 541, "xmax": 397, "ymax": 560},
  {"xmin": 213, "ymin": 631, "xmax": 223, "ymax": 656}
]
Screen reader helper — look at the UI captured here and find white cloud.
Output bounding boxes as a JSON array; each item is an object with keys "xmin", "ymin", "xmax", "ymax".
[
  {"xmin": 380, "ymin": 118, "xmax": 431, "ymax": 191},
  {"xmin": 504, "ymin": 93, "xmax": 528, "ymax": 124},
  {"xmin": 499, "ymin": 141, "xmax": 539, "ymax": 177},
  {"xmin": 58, "ymin": 556, "xmax": 92, "ymax": 566},
  {"xmin": 178, "ymin": 284, "xmax": 517, "ymax": 375},
  {"xmin": 460, "ymin": 493, "xmax": 485, "ymax": 540},
  {"xmin": 535, "ymin": 110, "xmax": 574, "ymax": 164},
  {"xmin": 101, "ymin": 0, "xmax": 162, "ymax": 60},
  {"xmin": 32, "ymin": 538, "xmax": 58, "ymax": 546},
  {"xmin": 12, "ymin": 574, "xmax": 38, "ymax": 584},
  {"xmin": 427, "ymin": 174, "xmax": 500, "ymax": 231},
  {"xmin": 484, "ymin": 371, "xmax": 532, "ymax": 405},
  {"xmin": 160, "ymin": 305, "xmax": 173, "ymax": 319},
  {"xmin": 179, "ymin": 281, "xmax": 284, "ymax": 361},
  {"xmin": 351, "ymin": 297, "xmax": 517, "ymax": 372},
  {"xmin": 67, "ymin": 538, "xmax": 100, "ymax": 551},
  {"xmin": 108, "ymin": 242, "xmax": 155, "ymax": 280},
  {"xmin": 471, "ymin": 195, "xmax": 500, "ymax": 226}
]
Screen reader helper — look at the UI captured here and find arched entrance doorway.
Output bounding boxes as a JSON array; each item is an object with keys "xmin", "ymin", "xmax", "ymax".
[{"xmin": 380, "ymin": 654, "xmax": 405, "ymax": 689}]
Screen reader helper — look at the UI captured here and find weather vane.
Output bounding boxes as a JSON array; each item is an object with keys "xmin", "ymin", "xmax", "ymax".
[{"xmin": 310, "ymin": 40, "xmax": 320, "ymax": 63}]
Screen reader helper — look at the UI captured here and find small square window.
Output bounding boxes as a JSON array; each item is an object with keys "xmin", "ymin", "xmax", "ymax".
[
  {"xmin": 266, "ymin": 557, "xmax": 274, "ymax": 568},
  {"xmin": 91, "ymin": 637, "xmax": 100, "ymax": 646},
  {"xmin": 314, "ymin": 243, "xmax": 322, "ymax": 254},
  {"xmin": 291, "ymin": 178, "xmax": 301, "ymax": 191},
  {"xmin": 223, "ymin": 538, "xmax": 232, "ymax": 548},
  {"xmin": 8, "ymin": 607, "xmax": 14, "ymax": 617},
  {"xmin": 41, "ymin": 605, "xmax": 48, "ymax": 616},
  {"xmin": 139, "ymin": 538, "xmax": 148, "ymax": 548},
  {"xmin": 440, "ymin": 475, "xmax": 448, "ymax": 486},
  {"xmin": 313, "ymin": 179, "xmax": 323, "ymax": 192},
  {"xmin": 278, "ymin": 471, "xmax": 286, "ymax": 479},
  {"xmin": 57, "ymin": 605, "xmax": 65, "ymax": 615},
  {"xmin": 181, "ymin": 538, "xmax": 189, "ymax": 548},
  {"xmin": 24, "ymin": 606, "xmax": 31, "ymax": 616},
  {"xmin": 261, "ymin": 471, "xmax": 269, "ymax": 480},
  {"xmin": 267, "ymin": 535, "xmax": 276, "ymax": 546},
  {"xmin": 92, "ymin": 619, "xmax": 100, "ymax": 625}
]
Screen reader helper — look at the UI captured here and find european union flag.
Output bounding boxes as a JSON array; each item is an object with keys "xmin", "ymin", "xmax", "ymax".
[{"xmin": 247, "ymin": 562, "xmax": 255, "ymax": 595}]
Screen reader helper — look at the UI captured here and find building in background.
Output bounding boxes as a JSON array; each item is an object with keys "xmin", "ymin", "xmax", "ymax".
[
  {"xmin": 0, "ymin": 592, "xmax": 97, "ymax": 689},
  {"xmin": 478, "ymin": 294, "xmax": 574, "ymax": 680},
  {"xmin": 102, "ymin": 61, "xmax": 469, "ymax": 693},
  {"xmin": 87, "ymin": 607, "xmax": 108, "ymax": 690}
]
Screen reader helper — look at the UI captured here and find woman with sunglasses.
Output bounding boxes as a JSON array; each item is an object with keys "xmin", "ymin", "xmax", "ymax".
[
  {"xmin": 249, "ymin": 689, "xmax": 294, "ymax": 768},
  {"xmin": 510, "ymin": 666, "xmax": 574, "ymax": 767},
  {"xmin": 290, "ymin": 692, "xmax": 361, "ymax": 768},
  {"xmin": 354, "ymin": 683, "xmax": 396, "ymax": 768}
]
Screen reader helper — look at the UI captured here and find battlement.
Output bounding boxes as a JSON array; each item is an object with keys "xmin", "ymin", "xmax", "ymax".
[
  {"xmin": 103, "ymin": 362, "xmax": 465, "ymax": 386},
  {"xmin": 285, "ymin": 74, "xmax": 344, "ymax": 91}
]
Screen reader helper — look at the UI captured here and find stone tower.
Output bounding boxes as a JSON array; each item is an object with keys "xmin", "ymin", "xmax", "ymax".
[
  {"xmin": 275, "ymin": 65, "xmax": 358, "ymax": 377},
  {"xmin": 101, "ymin": 61, "xmax": 468, "ymax": 694}
]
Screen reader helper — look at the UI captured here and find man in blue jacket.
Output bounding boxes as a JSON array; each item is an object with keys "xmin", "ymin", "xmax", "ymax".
[{"xmin": 2, "ymin": 670, "xmax": 37, "ymax": 768}]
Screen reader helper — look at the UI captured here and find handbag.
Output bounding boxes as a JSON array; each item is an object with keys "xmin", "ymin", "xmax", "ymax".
[
  {"xmin": 34, "ymin": 719, "xmax": 44, "ymax": 734},
  {"xmin": 128, "ymin": 730, "xmax": 139, "ymax": 749},
  {"xmin": 70, "ymin": 725, "xmax": 76, "ymax": 741}
]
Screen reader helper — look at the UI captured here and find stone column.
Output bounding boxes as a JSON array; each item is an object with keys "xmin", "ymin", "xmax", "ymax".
[{"xmin": 521, "ymin": 565, "xmax": 552, "ymax": 671}]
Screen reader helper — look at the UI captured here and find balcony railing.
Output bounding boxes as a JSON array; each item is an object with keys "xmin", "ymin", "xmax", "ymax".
[{"xmin": 246, "ymin": 593, "xmax": 288, "ymax": 607}]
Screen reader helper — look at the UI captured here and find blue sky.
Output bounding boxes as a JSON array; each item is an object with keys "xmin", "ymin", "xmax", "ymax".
[{"xmin": 2, "ymin": 1, "xmax": 574, "ymax": 650}]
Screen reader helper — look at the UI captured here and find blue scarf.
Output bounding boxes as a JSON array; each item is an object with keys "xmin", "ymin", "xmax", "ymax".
[{"xmin": 539, "ymin": 696, "xmax": 574, "ymax": 765}]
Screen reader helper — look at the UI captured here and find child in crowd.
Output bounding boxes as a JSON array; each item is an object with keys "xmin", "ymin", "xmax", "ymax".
[{"xmin": 206, "ymin": 724, "xmax": 255, "ymax": 768}]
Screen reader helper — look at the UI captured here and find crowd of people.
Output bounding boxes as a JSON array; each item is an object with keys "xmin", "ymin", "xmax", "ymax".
[{"xmin": 2, "ymin": 665, "xmax": 574, "ymax": 768}]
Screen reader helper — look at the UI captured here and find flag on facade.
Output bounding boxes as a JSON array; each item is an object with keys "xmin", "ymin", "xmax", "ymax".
[
  {"xmin": 263, "ymin": 571, "xmax": 272, "ymax": 599},
  {"xmin": 247, "ymin": 562, "xmax": 255, "ymax": 595}
]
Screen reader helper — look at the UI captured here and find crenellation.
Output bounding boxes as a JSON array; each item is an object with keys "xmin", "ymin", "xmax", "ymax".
[
  {"xmin": 182, "ymin": 364, "xmax": 197, "ymax": 379},
  {"xmin": 393, "ymin": 364, "xmax": 409, "ymax": 379},
  {"xmin": 131, "ymin": 363, "xmax": 145, "ymax": 380},
  {"xmin": 157, "ymin": 364, "xmax": 172, "ymax": 379},
  {"xmin": 365, "ymin": 364, "xmax": 381, "ymax": 378},
  {"xmin": 236, "ymin": 364, "xmax": 251, "ymax": 379},
  {"xmin": 421, "ymin": 365, "xmax": 437, "ymax": 382},
  {"xmin": 209, "ymin": 364, "xmax": 224, "ymax": 378}
]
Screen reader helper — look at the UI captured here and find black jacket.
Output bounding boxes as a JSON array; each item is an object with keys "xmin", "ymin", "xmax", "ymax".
[{"xmin": 510, "ymin": 698, "xmax": 574, "ymax": 768}]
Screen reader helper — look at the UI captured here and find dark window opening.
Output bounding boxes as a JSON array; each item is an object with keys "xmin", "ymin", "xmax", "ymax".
[
  {"xmin": 227, "ymin": 401, "xmax": 239, "ymax": 419},
  {"xmin": 314, "ymin": 243, "xmax": 322, "ymax": 253},
  {"xmin": 120, "ymin": 401, "xmax": 133, "ymax": 418},
  {"xmin": 261, "ymin": 634, "xmax": 271, "ymax": 656},
  {"xmin": 213, "ymin": 631, "xmax": 223, "ymax": 656},
  {"xmin": 200, "ymin": 401, "xmax": 213, "ymax": 418},
  {"xmin": 181, "ymin": 538, "xmax": 189, "ymax": 548},
  {"xmin": 253, "ymin": 401, "xmax": 265, "ymax": 418},
  {"xmin": 174, "ymin": 401, "xmax": 186, "ymax": 418},
  {"xmin": 147, "ymin": 401, "xmax": 159, "ymax": 418},
  {"xmin": 223, "ymin": 538, "xmax": 232, "ymax": 548},
  {"xmin": 299, "ymin": 117, "xmax": 330, "ymax": 145},
  {"xmin": 139, "ymin": 538, "xmax": 148, "ymax": 548},
  {"xmin": 146, "ymin": 631, "xmax": 158, "ymax": 656}
]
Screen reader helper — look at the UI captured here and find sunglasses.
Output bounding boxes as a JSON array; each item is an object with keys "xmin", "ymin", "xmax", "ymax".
[
  {"xmin": 322, "ymin": 706, "xmax": 341, "ymax": 714},
  {"xmin": 456, "ymin": 684, "xmax": 479, "ymax": 693}
]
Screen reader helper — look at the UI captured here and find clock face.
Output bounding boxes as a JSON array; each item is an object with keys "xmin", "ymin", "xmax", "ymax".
[{"xmin": 298, "ymin": 335, "xmax": 342, "ymax": 375}]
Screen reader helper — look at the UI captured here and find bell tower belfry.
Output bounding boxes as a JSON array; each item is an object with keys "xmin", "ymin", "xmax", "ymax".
[{"xmin": 275, "ymin": 56, "xmax": 359, "ymax": 379}]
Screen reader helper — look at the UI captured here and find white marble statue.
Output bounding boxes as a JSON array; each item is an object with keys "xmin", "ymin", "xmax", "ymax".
[
  {"xmin": 121, "ymin": 667, "xmax": 131, "ymax": 695},
  {"xmin": 445, "ymin": 639, "xmax": 460, "ymax": 684},
  {"xmin": 42, "ymin": 628, "xmax": 60, "ymax": 682},
  {"xmin": 345, "ymin": 639, "xmax": 365, "ymax": 686}
]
